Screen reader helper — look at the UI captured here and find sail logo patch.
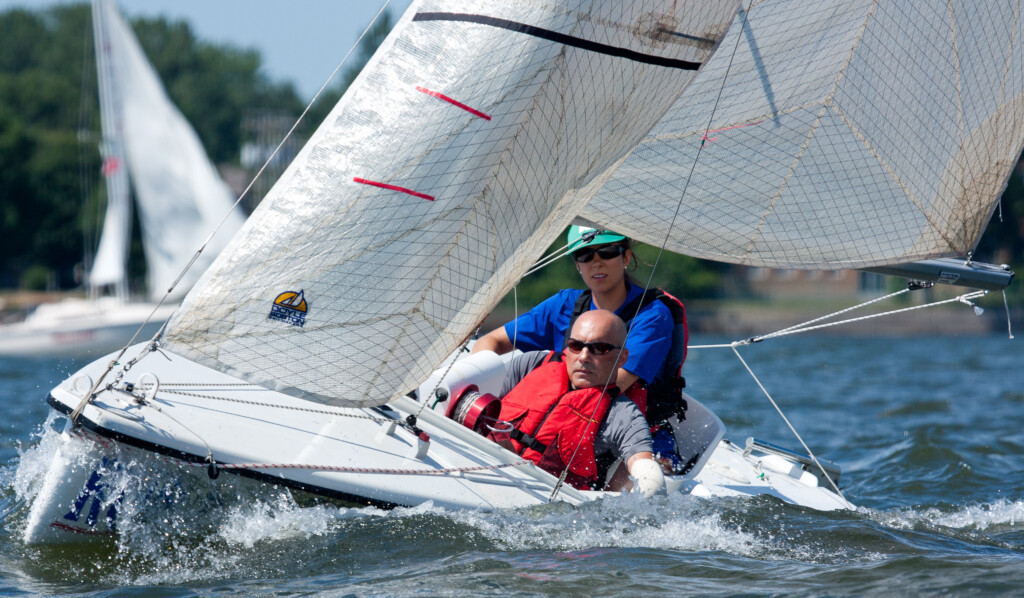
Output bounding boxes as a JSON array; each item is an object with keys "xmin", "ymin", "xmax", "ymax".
[{"xmin": 269, "ymin": 290, "xmax": 308, "ymax": 328}]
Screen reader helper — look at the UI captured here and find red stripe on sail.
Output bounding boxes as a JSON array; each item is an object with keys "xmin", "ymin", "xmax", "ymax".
[
  {"xmin": 416, "ymin": 86, "xmax": 491, "ymax": 120},
  {"xmin": 701, "ymin": 120, "xmax": 765, "ymax": 144},
  {"xmin": 353, "ymin": 177, "xmax": 435, "ymax": 201},
  {"xmin": 101, "ymin": 156, "xmax": 120, "ymax": 176}
]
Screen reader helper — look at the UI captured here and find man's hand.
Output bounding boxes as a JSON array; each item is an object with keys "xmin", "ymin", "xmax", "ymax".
[{"xmin": 626, "ymin": 452, "xmax": 665, "ymax": 498}]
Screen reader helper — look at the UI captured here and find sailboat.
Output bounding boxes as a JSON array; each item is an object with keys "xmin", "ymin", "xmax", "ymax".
[
  {"xmin": 0, "ymin": 0, "xmax": 244, "ymax": 357},
  {"xmin": 19, "ymin": 0, "xmax": 1022, "ymax": 542}
]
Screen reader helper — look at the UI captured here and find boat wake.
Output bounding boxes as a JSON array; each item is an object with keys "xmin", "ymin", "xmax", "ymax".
[
  {"xmin": 870, "ymin": 500, "xmax": 1024, "ymax": 533},
  {"xmin": 7, "ymin": 418, "xmax": 1020, "ymax": 588}
]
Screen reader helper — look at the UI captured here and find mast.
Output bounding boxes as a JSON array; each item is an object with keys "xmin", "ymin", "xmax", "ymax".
[{"xmin": 87, "ymin": 0, "xmax": 132, "ymax": 302}]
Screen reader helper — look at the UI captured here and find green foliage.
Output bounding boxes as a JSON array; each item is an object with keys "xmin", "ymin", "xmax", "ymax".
[
  {"xmin": 19, "ymin": 265, "xmax": 53, "ymax": 291},
  {"xmin": 130, "ymin": 17, "xmax": 303, "ymax": 164},
  {"xmin": 0, "ymin": 3, "xmax": 306, "ymax": 291}
]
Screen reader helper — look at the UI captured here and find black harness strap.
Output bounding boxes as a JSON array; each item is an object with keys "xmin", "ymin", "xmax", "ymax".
[{"xmin": 510, "ymin": 429, "xmax": 547, "ymax": 454}]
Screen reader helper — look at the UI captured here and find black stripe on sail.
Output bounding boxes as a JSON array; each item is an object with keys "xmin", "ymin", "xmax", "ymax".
[{"xmin": 413, "ymin": 12, "xmax": 702, "ymax": 71}]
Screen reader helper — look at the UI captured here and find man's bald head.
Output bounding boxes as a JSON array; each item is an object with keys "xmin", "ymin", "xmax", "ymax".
[{"xmin": 564, "ymin": 309, "xmax": 629, "ymax": 389}]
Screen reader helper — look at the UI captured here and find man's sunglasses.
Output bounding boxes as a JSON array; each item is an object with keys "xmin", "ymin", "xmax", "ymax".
[
  {"xmin": 572, "ymin": 245, "xmax": 626, "ymax": 263},
  {"xmin": 565, "ymin": 338, "xmax": 622, "ymax": 356}
]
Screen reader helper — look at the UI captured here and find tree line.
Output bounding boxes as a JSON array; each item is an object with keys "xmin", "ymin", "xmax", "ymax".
[{"xmin": 0, "ymin": 4, "xmax": 1020, "ymax": 305}]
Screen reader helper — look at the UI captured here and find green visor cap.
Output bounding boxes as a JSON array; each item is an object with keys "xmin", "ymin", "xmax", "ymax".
[{"xmin": 567, "ymin": 225, "xmax": 627, "ymax": 251}]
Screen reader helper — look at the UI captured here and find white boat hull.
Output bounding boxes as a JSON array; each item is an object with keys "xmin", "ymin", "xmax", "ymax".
[{"xmin": 23, "ymin": 343, "xmax": 852, "ymax": 542}]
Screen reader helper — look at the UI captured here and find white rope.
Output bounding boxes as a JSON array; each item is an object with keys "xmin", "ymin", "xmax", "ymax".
[
  {"xmin": 690, "ymin": 289, "xmax": 989, "ymax": 349},
  {"xmin": 729, "ymin": 345, "xmax": 845, "ymax": 499},
  {"xmin": 758, "ymin": 287, "xmax": 912, "ymax": 339},
  {"xmin": 756, "ymin": 290, "xmax": 987, "ymax": 340},
  {"xmin": 1003, "ymin": 290, "xmax": 1015, "ymax": 339},
  {"xmin": 523, "ymin": 240, "xmax": 582, "ymax": 276},
  {"xmin": 685, "ymin": 287, "xmax": 993, "ymax": 500},
  {"xmin": 155, "ymin": 388, "xmax": 394, "ymax": 424},
  {"xmin": 205, "ymin": 459, "xmax": 531, "ymax": 477}
]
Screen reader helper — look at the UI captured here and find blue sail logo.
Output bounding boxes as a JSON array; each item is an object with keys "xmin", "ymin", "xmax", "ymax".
[{"xmin": 268, "ymin": 290, "xmax": 308, "ymax": 328}]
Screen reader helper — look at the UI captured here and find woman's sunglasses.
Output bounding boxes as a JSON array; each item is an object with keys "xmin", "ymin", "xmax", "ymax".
[
  {"xmin": 565, "ymin": 338, "xmax": 622, "ymax": 356},
  {"xmin": 572, "ymin": 245, "xmax": 626, "ymax": 263}
]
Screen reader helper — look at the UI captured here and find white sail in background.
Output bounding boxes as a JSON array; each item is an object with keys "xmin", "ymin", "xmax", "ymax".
[
  {"xmin": 88, "ymin": 0, "xmax": 131, "ymax": 297},
  {"xmin": 93, "ymin": 0, "xmax": 244, "ymax": 301},
  {"xmin": 581, "ymin": 0, "xmax": 1024, "ymax": 269},
  {"xmin": 165, "ymin": 0, "xmax": 738, "ymax": 407}
]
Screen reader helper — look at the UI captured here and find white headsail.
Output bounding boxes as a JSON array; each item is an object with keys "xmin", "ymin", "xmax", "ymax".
[
  {"xmin": 91, "ymin": 0, "xmax": 245, "ymax": 301},
  {"xmin": 164, "ymin": 0, "xmax": 738, "ymax": 407},
  {"xmin": 88, "ymin": 0, "xmax": 132, "ymax": 298},
  {"xmin": 582, "ymin": 0, "xmax": 1024, "ymax": 269}
]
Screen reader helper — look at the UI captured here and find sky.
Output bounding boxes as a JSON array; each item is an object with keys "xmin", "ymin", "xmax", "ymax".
[{"xmin": 2, "ymin": 0, "xmax": 415, "ymax": 99}]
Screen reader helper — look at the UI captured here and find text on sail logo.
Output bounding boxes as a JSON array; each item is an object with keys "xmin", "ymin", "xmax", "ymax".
[{"xmin": 269, "ymin": 290, "xmax": 308, "ymax": 328}]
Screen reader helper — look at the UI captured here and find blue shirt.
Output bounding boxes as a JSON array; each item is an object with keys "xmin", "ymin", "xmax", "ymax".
[{"xmin": 503, "ymin": 283, "xmax": 674, "ymax": 384}]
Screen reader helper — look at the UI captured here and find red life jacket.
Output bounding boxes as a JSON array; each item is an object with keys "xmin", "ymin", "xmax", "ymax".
[{"xmin": 496, "ymin": 352, "xmax": 616, "ymax": 490}]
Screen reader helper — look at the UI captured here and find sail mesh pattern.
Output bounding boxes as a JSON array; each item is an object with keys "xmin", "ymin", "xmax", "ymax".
[
  {"xmin": 164, "ymin": 0, "xmax": 737, "ymax": 407},
  {"xmin": 582, "ymin": 0, "xmax": 1024, "ymax": 268}
]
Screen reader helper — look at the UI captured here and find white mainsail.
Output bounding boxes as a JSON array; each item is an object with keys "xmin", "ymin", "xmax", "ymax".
[
  {"xmin": 89, "ymin": 0, "xmax": 244, "ymax": 301},
  {"xmin": 164, "ymin": 0, "xmax": 739, "ymax": 407},
  {"xmin": 88, "ymin": 0, "xmax": 131, "ymax": 298},
  {"xmin": 581, "ymin": 0, "xmax": 1024, "ymax": 269}
]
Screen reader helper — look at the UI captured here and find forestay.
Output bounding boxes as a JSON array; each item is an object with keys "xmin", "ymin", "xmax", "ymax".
[
  {"xmin": 92, "ymin": 0, "xmax": 244, "ymax": 301},
  {"xmin": 164, "ymin": 0, "xmax": 737, "ymax": 407},
  {"xmin": 582, "ymin": 0, "xmax": 1024, "ymax": 269}
]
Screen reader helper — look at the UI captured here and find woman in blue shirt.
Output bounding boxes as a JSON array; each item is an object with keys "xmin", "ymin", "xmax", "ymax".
[{"xmin": 472, "ymin": 226, "xmax": 675, "ymax": 396}]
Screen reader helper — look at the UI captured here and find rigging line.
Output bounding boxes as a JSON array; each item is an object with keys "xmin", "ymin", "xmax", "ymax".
[
  {"xmin": 512, "ymin": 286, "xmax": 518, "ymax": 349},
  {"xmin": 70, "ymin": 1, "xmax": 395, "ymax": 423},
  {"xmin": 411, "ymin": 335, "xmax": 473, "ymax": 419},
  {"xmin": 156, "ymin": 0, "xmax": 395, "ymax": 304},
  {"xmin": 523, "ymin": 239, "xmax": 584, "ymax": 276},
  {"xmin": 752, "ymin": 287, "xmax": 912, "ymax": 340},
  {"xmin": 183, "ymin": 458, "xmax": 532, "ymax": 477},
  {"xmin": 626, "ymin": 0, "xmax": 753, "ymax": 334},
  {"xmin": 1002, "ymin": 290, "xmax": 1015, "ymax": 339},
  {"xmin": 551, "ymin": 3, "xmax": 755, "ymax": 502},
  {"xmin": 729, "ymin": 345, "xmax": 845, "ymax": 500},
  {"xmin": 156, "ymin": 389, "xmax": 394, "ymax": 423},
  {"xmin": 756, "ymin": 290, "xmax": 987, "ymax": 339},
  {"xmin": 689, "ymin": 289, "xmax": 989, "ymax": 350}
]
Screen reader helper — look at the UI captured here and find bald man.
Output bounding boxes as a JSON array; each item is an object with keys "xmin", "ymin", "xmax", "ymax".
[{"xmin": 489, "ymin": 309, "xmax": 663, "ymax": 497}]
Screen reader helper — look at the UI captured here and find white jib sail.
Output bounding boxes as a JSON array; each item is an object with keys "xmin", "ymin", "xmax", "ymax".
[
  {"xmin": 164, "ymin": 0, "xmax": 739, "ymax": 407},
  {"xmin": 96, "ymin": 0, "xmax": 245, "ymax": 301},
  {"xmin": 582, "ymin": 0, "xmax": 1024, "ymax": 269},
  {"xmin": 87, "ymin": 0, "xmax": 131, "ymax": 297}
]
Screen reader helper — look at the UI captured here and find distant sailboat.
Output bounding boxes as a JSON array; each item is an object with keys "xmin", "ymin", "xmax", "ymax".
[{"xmin": 0, "ymin": 0, "xmax": 244, "ymax": 357}]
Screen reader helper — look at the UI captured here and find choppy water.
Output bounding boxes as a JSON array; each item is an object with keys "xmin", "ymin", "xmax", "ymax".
[{"xmin": 1, "ymin": 334, "xmax": 1022, "ymax": 596}]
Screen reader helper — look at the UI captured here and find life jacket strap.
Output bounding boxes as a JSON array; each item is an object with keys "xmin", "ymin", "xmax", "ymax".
[{"xmin": 510, "ymin": 428, "xmax": 547, "ymax": 454}]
